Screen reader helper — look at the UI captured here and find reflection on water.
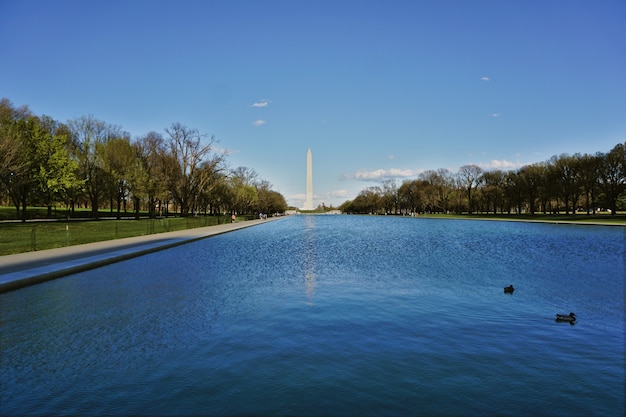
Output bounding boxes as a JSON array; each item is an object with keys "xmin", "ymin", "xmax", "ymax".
[
  {"xmin": 1, "ymin": 215, "xmax": 624, "ymax": 416},
  {"xmin": 303, "ymin": 215, "xmax": 317, "ymax": 305}
]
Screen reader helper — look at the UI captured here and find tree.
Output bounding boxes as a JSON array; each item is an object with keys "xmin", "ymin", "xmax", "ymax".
[
  {"xmin": 517, "ymin": 163, "xmax": 546, "ymax": 215},
  {"xmin": 256, "ymin": 180, "xmax": 287, "ymax": 214},
  {"xmin": 598, "ymin": 142, "xmax": 626, "ymax": 215},
  {"xmin": 101, "ymin": 134, "xmax": 134, "ymax": 219},
  {"xmin": 503, "ymin": 171, "xmax": 523, "ymax": 214},
  {"xmin": 164, "ymin": 122, "xmax": 223, "ymax": 216},
  {"xmin": 68, "ymin": 115, "xmax": 115, "ymax": 218},
  {"xmin": 132, "ymin": 132, "xmax": 167, "ymax": 218},
  {"xmin": 457, "ymin": 164, "xmax": 483, "ymax": 214},
  {"xmin": 0, "ymin": 99, "xmax": 34, "ymax": 219},
  {"xmin": 228, "ymin": 167, "xmax": 259, "ymax": 214},
  {"xmin": 550, "ymin": 154, "xmax": 581, "ymax": 214},
  {"xmin": 30, "ymin": 116, "xmax": 81, "ymax": 217},
  {"xmin": 419, "ymin": 169, "xmax": 454, "ymax": 213},
  {"xmin": 0, "ymin": 100, "xmax": 27, "ymax": 183},
  {"xmin": 0, "ymin": 105, "xmax": 77, "ymax": 219},
  {"xmin": 192, "ymin": 159, "xmax": 224, "ymax": 214},
  {"xmin": 349, "ymin": 186, "xmax": 383, "ymax": 214},
  {"xmin": 381, "ymin": 179, "xmax": 399, "ymax": 214},
  {"xmin": 481, "ymin": 170, "xmax": 506, "ymax": 214},
  {"xmin": 398, "ymin": 179, "xmax": 425, "ymax": 214},
  {"xmin": 578, "ymin": 153, "xmax": 602, "ymax": 214}
]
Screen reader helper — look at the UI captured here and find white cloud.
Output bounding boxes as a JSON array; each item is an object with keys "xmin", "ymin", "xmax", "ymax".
[
  {"xmin": 481, "ymin": 76, "xmax": 490, "ymax": 81},
  {"xmin": 251, "ymin": 100, "xmax": 271, "ymax": 107},
  {"xmin": 213, "ymin": 145, "xmax": 231, "ymax": 156},
  {"xmin": 387, "ymin": 154, "xmax": 395, "ymax": 160},
  {"xmin": 491, "ymin": 113, "xmax": 501, "ymax": 118},
  {"xmin": 342, "ymin": 168, "xmax": 421, "ymax": 182},
  {"xmin": 252, "ymin": 119, "xmax": 266, "ymax": 126},
  {"xmin": 477, "ymin": 159, "xmax": 523, "ymax": 170},
  {"xmin": 327, "ymin": 189, "xmax": 349, "ymax": 198}
]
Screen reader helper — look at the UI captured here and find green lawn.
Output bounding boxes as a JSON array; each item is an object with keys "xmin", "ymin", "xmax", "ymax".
[{"xmin": 0, "ymin": 215, "xmax": 241, "ymax": 256}]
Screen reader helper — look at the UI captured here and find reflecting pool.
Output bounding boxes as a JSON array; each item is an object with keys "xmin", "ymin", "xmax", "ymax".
[{"xmin": 1, "ymin": 215, "xmax": 624, "ymax": 416}]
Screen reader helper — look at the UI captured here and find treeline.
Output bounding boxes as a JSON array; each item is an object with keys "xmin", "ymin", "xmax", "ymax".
[
  {"xmin": 0, "ymin": 98, "xmax": 288, "ymax": 221},
  {"xmin": 341, "ymin": 142, "xmax": 626, "ymax": 216}
]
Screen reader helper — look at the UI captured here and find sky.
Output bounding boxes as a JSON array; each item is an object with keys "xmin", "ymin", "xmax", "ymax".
[{"xmin": 1, "ymin": 0, "xmax": 625, "ymax": 208}]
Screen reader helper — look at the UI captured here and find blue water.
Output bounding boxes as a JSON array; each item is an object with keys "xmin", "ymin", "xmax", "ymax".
[{"xmin": 1, "ymin": 216, "xmax": 624, "ymax": 416}]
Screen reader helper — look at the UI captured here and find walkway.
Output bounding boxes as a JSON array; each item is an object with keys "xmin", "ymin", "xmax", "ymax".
[{"xmin": 0, "ymin": 218, "xmax": 277, "ymax": 293}]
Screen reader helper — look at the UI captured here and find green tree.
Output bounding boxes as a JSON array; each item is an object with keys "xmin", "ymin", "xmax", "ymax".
[
  {"xmin": 228, "ymin": 167, "xmax": 259, "ymax": 214},
  {"xmin": 30, "ymin": 116, "xmax": 81, "ymax": 217},
  {"xmin": 256, "ymin": 180, "xmax": 288, "ymax": 214},
  {"xmin": 351, "ymin": 186, "xmax": 383, "ymax": 214},
  {"xmin": 398, "ymin": 179, "xmax": 425, "ymax": 214},
  {"xmin": 101, "ymin": 134, "xmax": 134, "ymax": 219}
]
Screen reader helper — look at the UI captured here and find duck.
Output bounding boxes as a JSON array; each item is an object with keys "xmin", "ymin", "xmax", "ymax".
[
  {"xmin": 555, "ymin": 312, "xmax": 576, "ymax": 322},
  {"xmin": 503, "ymin": 285, "xmax": 514, "ymax": 293}
]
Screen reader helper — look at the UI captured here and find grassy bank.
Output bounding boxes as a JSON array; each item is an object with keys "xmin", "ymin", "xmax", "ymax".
[{"xmin": 0, "ymin": 215, "xmax": 246, "ymax": 256}]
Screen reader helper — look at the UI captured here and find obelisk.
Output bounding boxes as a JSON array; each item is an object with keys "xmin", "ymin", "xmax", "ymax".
[{"xmin": 304, "ymin": 148, "xmax": 314, "ymax": 210}]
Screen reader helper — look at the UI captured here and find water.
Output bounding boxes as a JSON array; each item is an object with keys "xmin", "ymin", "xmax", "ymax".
[{"xmin": 1, "ymin": 216, "xmax": 624, "ymax": 416}]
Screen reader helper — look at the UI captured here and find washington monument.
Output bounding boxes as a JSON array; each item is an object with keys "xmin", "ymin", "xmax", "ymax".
[{"xmin": 303, "ymin": 148, "xmax": 314, "ymax": 210}]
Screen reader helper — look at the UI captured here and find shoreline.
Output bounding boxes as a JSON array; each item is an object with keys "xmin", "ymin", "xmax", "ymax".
[{"xmin": 413, "ymin": 214, "xmax": 626, "ymax": 227}]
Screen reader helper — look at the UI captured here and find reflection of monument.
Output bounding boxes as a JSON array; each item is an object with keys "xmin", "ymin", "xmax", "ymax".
[{"xmin": 302, "ymin": 148, "xmax": 314, "ymax": 210}]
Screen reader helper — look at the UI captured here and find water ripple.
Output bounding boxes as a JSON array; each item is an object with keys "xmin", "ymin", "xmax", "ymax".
[{"xmin": 1, "ymin": 216, "xmax": 623, "ymax": 416}]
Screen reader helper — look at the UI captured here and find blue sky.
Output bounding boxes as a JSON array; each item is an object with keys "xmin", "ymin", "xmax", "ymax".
[{"xmin": 2, "ymin": 1, "xmax": 625, "ymax": 208}]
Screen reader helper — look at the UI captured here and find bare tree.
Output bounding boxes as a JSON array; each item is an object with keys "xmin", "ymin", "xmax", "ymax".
[
  {"xmin": 550, "ymin": 154, "xmax": 581, "ymax": 214},
  {"xmin": 67, "ymin": 115, "xmax": 118, "ymax": 218},
  {"xmin": 598, "ymin": 142, "xmax": 626, "ymax": 215},
  {"xmin": 481, "ymin": 170, "xmax": 506, "ymax": 214},
  {"xmin": 381, "ymin": 179, "xmax": 399, "ymax": 214},
  {"xmin": 419, "ymin": 169, "xmax": 454, "ymax": 213},
  {"xmin": 164, "ymin": 122, "xmax": 223, "ymax": 216},
  {"xmin": 0, "ymin": 99, "xmax": 33, "ymax": 219},
  {"xmin": 132, "ymin": 132, "xmax": 168, "ymax": 218},
  {"xmin": 458, "ymin": 164, "xmax": 483, "ymax": 213}
]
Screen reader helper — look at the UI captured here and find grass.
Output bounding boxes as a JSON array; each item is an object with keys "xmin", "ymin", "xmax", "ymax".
[{"xmin": 0, "ymin": 215, "xmax": 245, "ymax": 256}]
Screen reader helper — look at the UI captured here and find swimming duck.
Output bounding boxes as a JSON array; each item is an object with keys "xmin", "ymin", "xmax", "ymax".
[
  {"xmin": 503, "ymin": 285, "xmax": 514, "ymax": 293},
  {"xmin": 555, "ymin": 312, "xmax": 576, "ymax": 322}
]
